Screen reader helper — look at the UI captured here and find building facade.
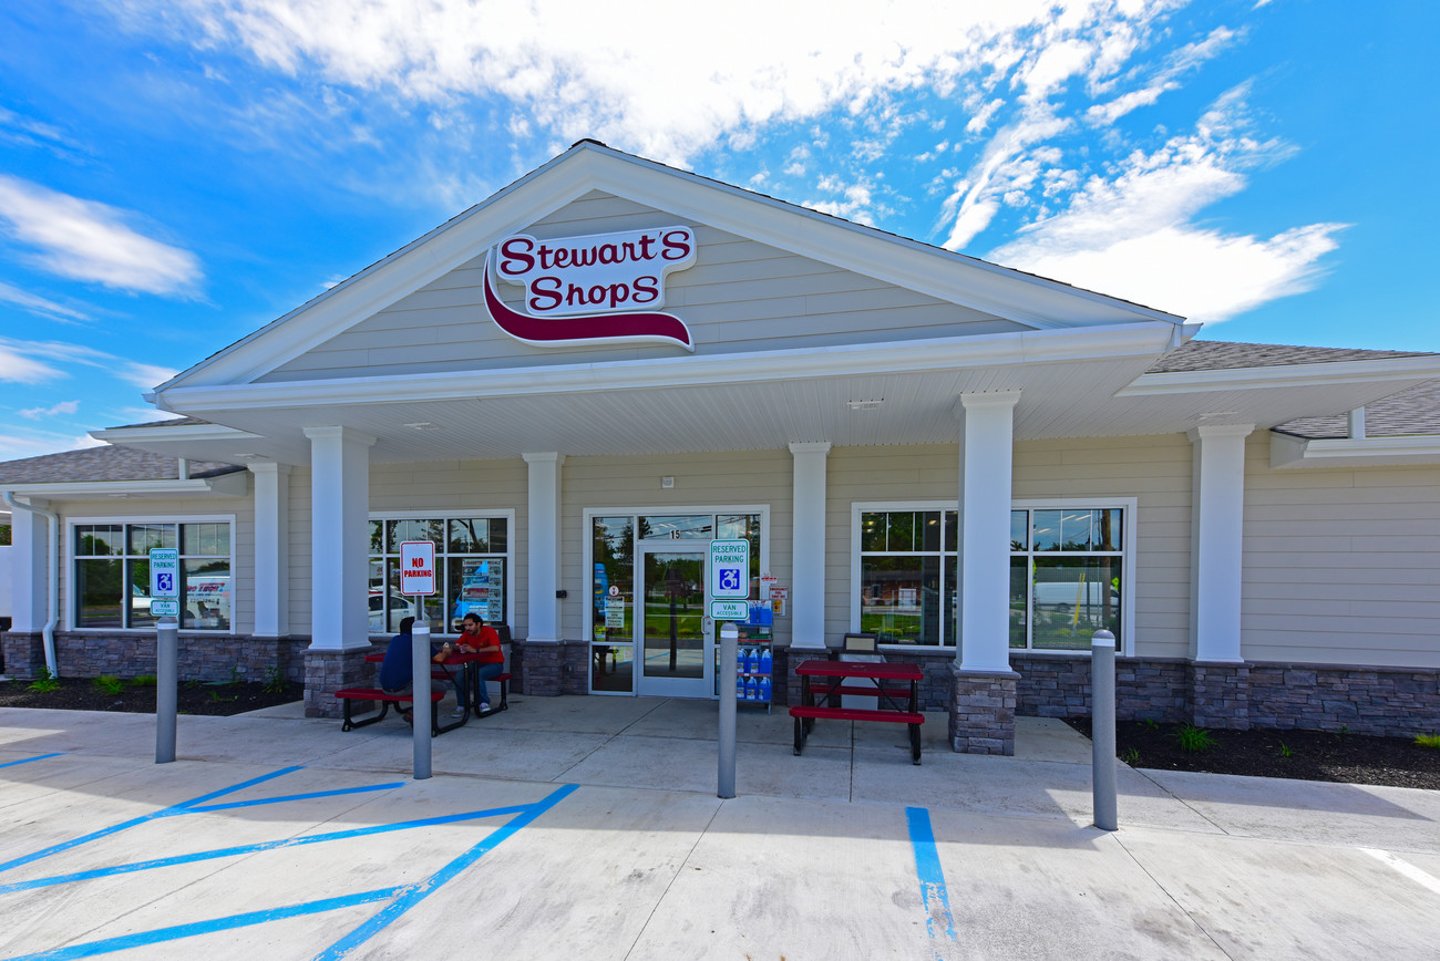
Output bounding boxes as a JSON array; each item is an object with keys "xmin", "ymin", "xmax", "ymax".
[{"xmin": 4, "ymin": 142, "xmax": 1438, "ymax": 752}]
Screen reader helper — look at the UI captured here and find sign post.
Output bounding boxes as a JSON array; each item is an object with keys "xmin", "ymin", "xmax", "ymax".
[
  {"xmin": 710, "ymin": 539, "xmax": 748, "ymax": 800},
  {"xmin": 400, "ymin": 541, "xmax": 437, "ymax": 779},
  {"xmin": 149, "ymin": 548, "xmax": 180, "ymax": 764}
]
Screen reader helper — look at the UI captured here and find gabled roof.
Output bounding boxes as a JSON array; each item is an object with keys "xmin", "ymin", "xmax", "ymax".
[
  {"xmin": 0, "ymin": 445, "xmax": 242, "ymax": 485},
  {"xmin": 151, "ymin": 140, "xmax": 1183, "ymax": 398},
  {"xmin": 1274, "ymin": 380, "xmax": 1440, "ymax": 439},
  {"xmin": 1148, "ymin": 339, "xmax": 1432, "ymax": 374}
]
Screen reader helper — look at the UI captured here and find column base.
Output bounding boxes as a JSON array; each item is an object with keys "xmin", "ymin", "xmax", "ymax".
[
  {"xmin": 949, "ymin": 664, "xmax": 1020, "ymax": 755},
  {"xmin": 521, "ymin": 640, "xmax": 563, "ymax": 696},
  {"xmin": 785, "ymin": 646, "xmax": 829, "ymax": 706},
  {"xmin": 304, "ymin": 647, "xmax": 376, "ymax": 718},
  {"xmin": 1191, "ymin": 661, "xmax": 1250, "ymax": 730},
  {"xmin": 1, "ymin": 632, "xmax": 46, "ymax": 679}
]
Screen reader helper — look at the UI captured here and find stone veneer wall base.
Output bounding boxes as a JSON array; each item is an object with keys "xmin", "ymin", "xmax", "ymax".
[
  {"xmin": 2, "ymin": 630, "xmax": 309, "ymax": 684},
  {"xmin": 949, "ymin": 665, "xmax": 1020, "ymax": 756},
  {"xmin": 303, "ymin": 647, "xmax": 374, "ymax": 718}
]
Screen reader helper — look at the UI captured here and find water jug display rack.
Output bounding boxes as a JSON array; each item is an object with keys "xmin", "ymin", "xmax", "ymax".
[{"xmin": 734, "ymin": 623, "xmax": 773, "ymax": 713}]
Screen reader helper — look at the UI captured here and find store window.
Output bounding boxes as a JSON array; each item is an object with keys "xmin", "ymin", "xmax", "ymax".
[
  {"xmin": 368, "ymin": 515, "xmax": 509, "ymax": 636},
  {"xmin": 1011, "ymin": 507, "xmax": 1124, "ymax": 652},
  {"xmin": 858, "ymin": 509, "xmax": 958, "ymax": 646},
  {"xmin": 856, "ymin": 503, "xmax": 1128, "ymax": 652},
  {"xmin": 73, "ymin": 520, "xmax": 232, "ymax": 631}
]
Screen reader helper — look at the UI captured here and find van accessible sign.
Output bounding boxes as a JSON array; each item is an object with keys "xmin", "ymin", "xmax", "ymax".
[
  {"xmin": 399, "ymin": 541, "xmax": 437, "ymax": 596},
  {"xmin": 483, "ymin": 225, "xmax": 698, "ymax": 351}
]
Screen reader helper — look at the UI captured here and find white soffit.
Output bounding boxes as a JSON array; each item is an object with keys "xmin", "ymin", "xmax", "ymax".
[
  {"xmin": 154, "ymin": 143, "xmax": 1180, "ymax": 393},
  {"xmin": 1, "ymin": 474, "xmax": 248, "ymax": 498}
]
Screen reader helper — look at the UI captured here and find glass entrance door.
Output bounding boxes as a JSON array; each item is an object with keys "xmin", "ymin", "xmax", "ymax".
[{"xmin": 637, "ymin": 545, "xmax": 713, "ymax": 697}]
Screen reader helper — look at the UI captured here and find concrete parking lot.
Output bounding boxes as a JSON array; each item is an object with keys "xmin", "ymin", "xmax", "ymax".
[{"xmin": 1, "ymin": 696, "xmax": 1437, "ymax": 960}]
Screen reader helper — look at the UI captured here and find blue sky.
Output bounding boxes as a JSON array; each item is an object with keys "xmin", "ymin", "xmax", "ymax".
[{"xmin": 0, "ymin": 0, "xmax": 1435, "ymax": 461}]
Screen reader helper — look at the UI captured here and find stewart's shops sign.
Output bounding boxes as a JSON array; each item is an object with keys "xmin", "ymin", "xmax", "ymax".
[{"xmin": 483, "ymin": 225, "xmax": 698, "ymax": 350}]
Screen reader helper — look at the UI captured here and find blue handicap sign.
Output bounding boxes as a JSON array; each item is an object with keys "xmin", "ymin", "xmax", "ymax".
[
  {"xmin": 718, "ymin": 568, "xmax": 741, "ymax": 592},
  {"xmin": 157, "ymin": 572, "xmax": 174, "ymax": 593}
]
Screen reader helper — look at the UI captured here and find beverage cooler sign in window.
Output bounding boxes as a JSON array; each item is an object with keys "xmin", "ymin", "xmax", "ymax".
[{"xmin": 453, "ymin": 558, "xmax": 504, "ymax": 625}]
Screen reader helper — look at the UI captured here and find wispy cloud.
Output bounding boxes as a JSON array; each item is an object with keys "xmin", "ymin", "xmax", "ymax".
[
  {"xmin": 119, "ymin": 363, "xmax": 178, "ymax": 390},
  {"xmin": 0, "ymin": 280, "xmax": 93, "ymax": 324},
  {"xmin": 0, "ymin": 343, "xmax": 61, "ymax": 384},
  {"xmin": 0, "ymin": 175, "xmax": 203, "ymax": 295},
  {"xmin": 19, "ymin": 399, "xmax": 79, "ymax": 419},
  {"xmin": 989, "ymin": 88, "xmax": 1346, "ymax": 320}
]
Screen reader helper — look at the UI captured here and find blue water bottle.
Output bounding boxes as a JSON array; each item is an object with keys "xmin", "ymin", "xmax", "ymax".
[
  {"xmin": 736, "ymin": 673, "xmax": 746, "ymax": 700},
  {"xmin": 758, "ymin": 675, "xmax": 771, "ymax": 702},
  {"xmin": 745, "ymin": 675, "xmax": 757, "ymax": 701},
  {"xmin": 759, "ymin": 646, "xmax": 773, "ymax": 675}
]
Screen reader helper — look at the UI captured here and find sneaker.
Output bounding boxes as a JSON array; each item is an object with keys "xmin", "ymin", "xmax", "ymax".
[
  {"xmin": 478, "ymin": 702, "xmax": 491, "ymax": 713},
  {"xmin": 451, "ymin": 706, "xmax": 467, "ymax": 718},
  {"xmin": 401, "ymin": 710, "xmax": 414, "ymax": 726}
]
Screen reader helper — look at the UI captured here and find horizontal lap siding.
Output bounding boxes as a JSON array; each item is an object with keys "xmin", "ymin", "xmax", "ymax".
[
  {"xmin": 1241, "ymin": 435, "xmax": 1440, "ymax": 668},
  {"xmin": 827, "ymin": 435, "xmax": 1192, "ymax": 657},
  {"xmin": 288, "ymin": 467, "xmax": 310, "ymax": 636},
  {"xmin": 259, "ymin": 192, "xmax": 1016, "ymax": 382},
  {"xmin": 561, "ymin": 450, "xmax": 792, "ymax": 644}
]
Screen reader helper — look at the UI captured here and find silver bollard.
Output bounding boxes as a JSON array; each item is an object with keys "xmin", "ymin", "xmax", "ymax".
[
  {"xmin": 411, "ymin": 621, "xmax": 433, "ymax": 780},
  {"xmin": 1091, "ymin": 628, "xmax": 1117, "ymax": 831},
  {"xmin": 717, "ymin": 622, "xmax": 738, "ymax": 798},
  {"xmin": 155, "ymin": 618, "xmax": 178, "ymax": 764}
]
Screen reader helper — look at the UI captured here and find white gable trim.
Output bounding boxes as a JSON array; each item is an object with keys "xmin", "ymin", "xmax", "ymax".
[
  {"xmin": 1270, "ymin": 431, "xmax": 1440, "ymax": 468},
  {"xmin": 155, "ymin": 143, "xmax": 1181, "ymax": 394},
  {"xmin": 156, "ymin": 321, "xmax": 1176, "ymax": 415},
  {"xmin": 1118, "ymin": 355, "xmax": 1440, "ymax": 395}
]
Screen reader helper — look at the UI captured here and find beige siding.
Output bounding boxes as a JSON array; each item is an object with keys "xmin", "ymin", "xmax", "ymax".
[
  {"xmin": 54, "ymin": 493, "xmax": 255, "ymax": 635},
  {"xmin": 287, "ymin": 467, "xmax": 311, "ymax": 636},
  {"xmin": 560, "ymin": 450, "xmax": 793, "ymax": 644},
  {"xmin": 827, "ymin": 435, "xmax": 1193, "ymax": 657},
  {"xmin": 260, "ymin": 192, "xmax": 1020, "ymax": 382},
  {"xmin": 1241, "ymin": 434, "xmax": 1440, "ymax": 667}
]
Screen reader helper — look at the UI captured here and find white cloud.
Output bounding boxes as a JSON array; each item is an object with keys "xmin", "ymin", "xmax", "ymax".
[
  {"xmin": 140, "ymin": 0, "xmax": 1159, "ymax": 164},
  {"xmin": 120, "ymin": 363, "xmax": 179, "ymax": 390},
  {"xmin": 0, "ymin": 280, "xmax": 92, "ymax": 324},
  {"xmin": 989, "ymin": 90, "xmax": 1345, "ymax": 321},
  {"xmin": 19, "ymin": 400, "xmax": 79, "ymax": 420},
  {"xmin": 0, "ymin": 344, "xmax": 61, "ymax": 384},
  {"xmin": 0, "ymin": 430, "xmax": 103, "ymax": 462},
  {"xmin": 0, "ymin": 176, "xmax": 202, "ymax": 296}
]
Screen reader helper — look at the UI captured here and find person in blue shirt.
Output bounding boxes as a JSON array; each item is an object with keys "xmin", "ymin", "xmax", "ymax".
[{"xmin": 378, "ymin": 617, "xmax": 450, "ymax": 723}]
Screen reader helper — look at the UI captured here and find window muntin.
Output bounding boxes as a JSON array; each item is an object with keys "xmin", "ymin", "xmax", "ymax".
[
  {"xmin": 1011, "ymin": 508, "xmax": 1124, "ymax": 652},
  {"xmin": 368, "ymin": 515, "xmax": 508, "ymax": 636},
  {"xmin": 857, "ymin": 503, "xmax": 1128, "ymax": 653},
  {"xmin": 73, "ymin": 521, "xmax": 231, "ymax": 631}
]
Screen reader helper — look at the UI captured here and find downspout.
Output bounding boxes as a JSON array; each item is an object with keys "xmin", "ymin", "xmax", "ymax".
[{"xmin": 3, "ymin": 492, "xmax": 59, "ymax": 677}]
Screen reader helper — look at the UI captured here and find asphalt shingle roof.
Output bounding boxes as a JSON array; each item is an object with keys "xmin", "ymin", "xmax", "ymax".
[
  {"xmin": 0, "ymin": 445, "xmax": 243, "ymax": 486},
  {"xmin": 1273, "ymin": 379, "xmax": 1440, "ymax": 440},
  {"xmin": 1146, "ymin": 339, "xmax": 1433, "ymax": 373}
]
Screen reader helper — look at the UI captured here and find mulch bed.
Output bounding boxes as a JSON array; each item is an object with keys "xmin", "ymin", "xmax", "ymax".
[
  {"xmin": 0, "ymin": 677, "xmax": 304, "ymax": 717},
  {"xmin": 1066, "ymin": 717, "xmax": 1440, "ymax": 791}
]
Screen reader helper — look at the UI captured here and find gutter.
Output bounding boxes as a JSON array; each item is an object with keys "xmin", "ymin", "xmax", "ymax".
[{"xmin": 3, "ymin": 492, "xmax": 59, "ymax": 677}]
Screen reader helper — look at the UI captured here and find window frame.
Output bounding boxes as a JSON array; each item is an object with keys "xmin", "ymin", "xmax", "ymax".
[
  {"xmin": 366, "ymin": 508, "xmax": 515, "ymax": 638},
  {"xmin": 849, "ymin": 498, "xmax": 1137, "ymax": 655},
  {"xmin": 67, "ymin": 514, "xmax": 236, "ymax": 634}
]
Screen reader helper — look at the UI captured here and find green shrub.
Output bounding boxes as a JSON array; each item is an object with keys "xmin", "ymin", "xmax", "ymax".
[
  {"xmin": 1120, "ymin": 747, "xmax": 1141, "ymax": 766},
  {"xmin": 1415, "ymin": 733, "xmax": 1440, "ymax": 750},
  {"xmin": 27, "ymin": 668, "xmax": 60, "ymax": 694},
  {"xmin": 1279, "ymin": 742, "xmax": 1294, "ymax": 759},
  {"xmin": 131, "ymin": 674, "xmax": 157, "ymax": 687},
  {"xmin": 262, "ymin": 666, "xmax": 289, "ymax": 695},
  {"xmin": 1176, "ymin": 723, "xmax": 1217, "ymax": 753},
  {"xmin": 94, "ymin": 675, "xmax": 125, "ymax": 696}
]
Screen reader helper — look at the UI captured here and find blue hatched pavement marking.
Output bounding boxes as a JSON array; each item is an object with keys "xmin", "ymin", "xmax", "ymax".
[
  {"xmin": 0, "ymin": 784, "xmax": 580, "ymax": 961},
  {"xmin": 0, "ymin": 754, "xmax": 65, "ymax": 770}
]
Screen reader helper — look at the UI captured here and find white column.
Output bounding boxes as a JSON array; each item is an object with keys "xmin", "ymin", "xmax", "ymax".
[
  {"xmin": 958, "ymin": 391, "xmax": 1020, "ymax": 672},
  {"xmin": 1189, "ymin": 424, "xmax": 1253, "ymax": 663},
  {"xmin": 7, "ymin": 497, "xmax": 50, "ymax": 633},
  {"xmin": 304, "ymin": 427, "xmax": 374, "ymax": 650},
  {"xmin": 523, "ymin": 452, "xmax": 564, "ymax": 643},
  {"xmin": 789, "ymin": 442, "xmax": 831, "ymax": 650},
  {"xmin": 248, "ymin": 461, "xmax": 291, "ymax": 638}
]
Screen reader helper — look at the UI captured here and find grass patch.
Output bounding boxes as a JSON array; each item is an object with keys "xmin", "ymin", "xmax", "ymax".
[
  {"xmin": 1176, "ymin": 723, "xmax": 1217, "ymax": 753},
  {"xmin": 130, "ymin": 674, "xmax": 157, "ymax": 687},
  {"xmin": 1120, "ymin": 747, "xmax": 1141, "ymax": 766},
  {"xmin": 1415, "ymin": 733, "xmax": 1440, "ymax": 750},
  {"xmin": 93, "ymin": 675, "xmax": 125, "ymax": 696},
  {"xmin": 27, "ymin": 668, "xmax": 60, "ymax": 694}
]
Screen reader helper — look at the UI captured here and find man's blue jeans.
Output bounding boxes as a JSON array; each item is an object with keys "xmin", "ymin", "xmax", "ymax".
[{"xmin": 475, "ymin": 662, "xmax": 504, "ymax": 708}]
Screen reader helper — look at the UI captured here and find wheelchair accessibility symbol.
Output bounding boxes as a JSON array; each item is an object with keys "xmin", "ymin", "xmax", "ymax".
[
  {"xmin": 156, "ymin": 573, "xmax": 174, "ymax": 593},
  {"xmin": 718, "ymin": 568, "xmax": 742, "ymax": 592}
]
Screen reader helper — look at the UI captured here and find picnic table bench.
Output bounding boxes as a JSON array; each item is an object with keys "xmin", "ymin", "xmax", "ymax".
[{"xmin": 790, "ymin": 659, "xmax": 925, "ymax": 764}]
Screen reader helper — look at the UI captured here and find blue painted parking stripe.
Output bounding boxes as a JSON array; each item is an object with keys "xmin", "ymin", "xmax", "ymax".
[
  {"xmin": 2, "ymin": 886, "xmax": 404, "ymax": 961},
  {"xmin": 0, "ymin": 754, "xmax": 64, "ymax": 769},
  {"xmin": 0, "ymin": 802, "xmax": 537, "ymax": 895},
  {"xmin": 314, "ymin": 783, "xmax": 581, "ymax": 961},
  {"xmin": 906, "ymin": 806, "xmax": 957, "ymax": 945},
  {"xmin": 185, "ymin": 781, "xmax": 405, "ymax": 813},
  {"xmin": 0, "ymin": 766, "xmax": 303, "ymax": 874}
]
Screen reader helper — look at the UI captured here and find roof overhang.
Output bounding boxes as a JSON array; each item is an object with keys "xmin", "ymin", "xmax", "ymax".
[
  {"xmin": 1270, "ymin": 432, "xmax": 1440, "ymax": 469},
  {"xmin": 2, "ymin": 472, "xmax": 249, "ymax": 500}
]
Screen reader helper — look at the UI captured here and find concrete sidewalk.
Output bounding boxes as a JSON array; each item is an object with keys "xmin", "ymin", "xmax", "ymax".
[{"xmin": 0, "ymin": 696, "xmax": 1437, "ymax": 960}]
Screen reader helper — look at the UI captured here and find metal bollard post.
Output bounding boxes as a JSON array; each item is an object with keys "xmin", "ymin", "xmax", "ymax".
[
  {"xmin": 411, "ymin": 621, "xmax": 433, "ymax": 780},
  {"xmin": 718, "ymin": 622, "xmax": 738, "ymax": 798},
  {"xmin": 155, "ymin": 618, "xmax": 178, "ymax": 763},
  {"xmin": 1091, "ymin": 629, "xmax": 1117, "ymax": 831}
]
